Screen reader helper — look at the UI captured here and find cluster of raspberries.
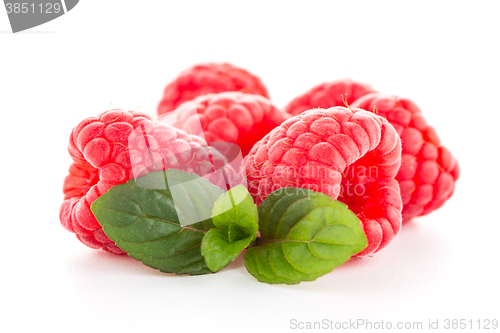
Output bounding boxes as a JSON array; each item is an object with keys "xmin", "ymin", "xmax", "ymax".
[{"xmin": 60, "ymin": 63, "xmax": 459, "ymax": 256}]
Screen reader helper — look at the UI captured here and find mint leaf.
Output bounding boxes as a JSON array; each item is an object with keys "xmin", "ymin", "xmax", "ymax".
[
  {"xmin": 90, "ymin": 169, "xmax": 224, "ymax": 275},
  {"xmin": 201, "ymin": 185, "xmax": 258, "ymax": 272},
  {"xmin": 201, "ymin": 229, "xmax": 253, "ymax": 272},
  {"xmin": 244, "ymin": 188, "xmax": 367, "ymax": 284},
  {"xmin": 211, "ymin": 185, "xmax": 259, "ymax": 241}
]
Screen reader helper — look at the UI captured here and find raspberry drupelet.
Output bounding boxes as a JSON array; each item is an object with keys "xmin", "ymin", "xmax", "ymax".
[
  {"xmin": 158, "ymin": 63, "xmax": 269, "ymax": 116},
  {"xmin": 352, "ymin": 93, "xmax": 459, "ymax": 221},
  {"xmin": 284, "ymin": 79, "xmax": 376, "ymax": 116},
  {"xmin": 161, "ymin": 92, "xmax": 287, "ymax": 156}
]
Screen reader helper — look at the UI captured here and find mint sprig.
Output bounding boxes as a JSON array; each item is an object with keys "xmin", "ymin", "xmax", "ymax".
[
  {"xmin": 201, "ymin": 185, "xmax": 258, "ymax": 272},
  {"xmin": 91, "ymin": 172, "xmax": 367, "ymax": 284},
  {"xmin": 90, "ymin": 169, "xmax": 224, "ymax": 275},
  {"xmin": 244, "ymin": 188, "xmax": 367, "ymax": 284}
]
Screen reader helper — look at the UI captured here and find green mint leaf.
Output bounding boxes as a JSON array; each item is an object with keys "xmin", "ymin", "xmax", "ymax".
[
  {"xmin": 90, "ymin": 169, "xmax": 224, "ymax": 275},
  {"xmin": 201, "ymin": 185, "xmax": 258, "ymax": 272},
  {"xmin": 201, "ymin": 229, "xmax": 253, "ymax": 272},
  {"xmin": 244, "ymin": 188, "xmax": 367, "ymax": 284},
  {"xmin": 211, "ymin": 185, "xmax": 259, "ymax": 242}
]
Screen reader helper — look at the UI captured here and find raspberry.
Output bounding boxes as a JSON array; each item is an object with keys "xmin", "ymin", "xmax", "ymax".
[
  {"xmin": 284, "ymin": 79, "xmax": 376, "ymax": 116},
  {"xmin": 351, "ymin": 93, "xmax": 460, "ymax": 221},
  {"xmin": 162, "ymin": 92, "xmax": 287, "ymax": 156},
  {"xmin": 60, "ymin": 109, "xmax": 221, "ymax": 254},
  {"xmin": 157, "ymin": 63, "xmax": 270, "ymax": 116},
  {"xmin": 244, "ymin": 107, "xmax": 403, "ymax": 256}
]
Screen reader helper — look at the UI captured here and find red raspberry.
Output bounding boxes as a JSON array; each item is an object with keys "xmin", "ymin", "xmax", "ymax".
[
  {"xmin": 244, "ymin": 107, "xmax": 403, "ymax": 256},
  {"xmin": 285, "ymin": 79, "xmax": 376, "ymax": 116},
  {"xmin": 60, "ymin": 109, "xmax": 219, "ymax": 254},
  {"xmin": 162, "ymin": 92, "xmax": 287, "ymax": 156},
  {"xmin": 157, "ymin": 63, "xmax": 270, "ymax": 116},
  {"xmin": 351, "ymin": 93, "xmax": 460, "ymax": 221}
]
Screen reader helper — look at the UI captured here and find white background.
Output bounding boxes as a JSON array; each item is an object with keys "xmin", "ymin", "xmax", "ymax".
[{"xmin": 1, "ymin": 1, "xmax": 499, "ymax": 332}]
